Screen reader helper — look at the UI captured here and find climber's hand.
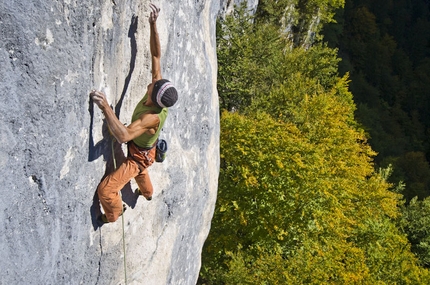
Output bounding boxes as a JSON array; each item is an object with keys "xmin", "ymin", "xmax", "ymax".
[
  {"xmin": 149, "ymin": 3, "xmax": 160, "ymax": 24},
  {"xmin": 90, "ymin": 90, "xmax": 109, "ymax": 111}
]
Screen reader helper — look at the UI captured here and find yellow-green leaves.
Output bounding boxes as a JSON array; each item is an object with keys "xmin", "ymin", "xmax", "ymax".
[
  {"xmin": 202, "ymin": 86, "xmax": 429, "ymax": 283},
  {"xmin": 199, "ymin": 2, "xmax": 430, "ymax": 284}
]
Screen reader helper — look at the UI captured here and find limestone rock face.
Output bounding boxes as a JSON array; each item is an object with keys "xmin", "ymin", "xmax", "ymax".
[
  {"xmin": 0, "ymin": 0, "xmax": 223, "ymax": 284},
  {"xmin": 220, "ymin": 0, "xmax": 259, "ymax": 15}
]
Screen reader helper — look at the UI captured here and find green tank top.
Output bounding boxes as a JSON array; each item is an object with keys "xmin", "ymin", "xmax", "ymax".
[{"xmin": 131, "ymin": 93, "xmax": 168, "ymax": 148}]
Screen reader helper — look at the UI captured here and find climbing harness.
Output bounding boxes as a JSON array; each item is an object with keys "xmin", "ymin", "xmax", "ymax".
[
  {"xmin": 127, "ymin": 141, "xmax": 154, "ymax": 174},
  {"xmin": 111, "ymin": 138, "xmax": 128, "ymax": 285}
]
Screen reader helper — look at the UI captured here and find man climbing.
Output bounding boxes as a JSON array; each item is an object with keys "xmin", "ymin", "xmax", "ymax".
[{"xmin": 90, "ymin": 3, "xmax": 178, "ymax": 224}]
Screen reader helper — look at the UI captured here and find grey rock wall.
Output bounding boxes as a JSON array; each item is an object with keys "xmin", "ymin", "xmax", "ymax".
[
  {"xmin": 219, "ymin": 0, "xmax": 259, "ymax": 15},
  {"xmin": 0, "ymin": 0, "xmax": 222, "ymax": 284}
]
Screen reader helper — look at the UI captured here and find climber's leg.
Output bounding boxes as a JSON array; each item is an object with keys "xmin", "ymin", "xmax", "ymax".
[
  {"xmin": 97, "ymin": 158, "xmax": 139, "ymax": 222},
  {"xmin": 135, "ymin": 168, "xmax": 154, "ymax": 200}
]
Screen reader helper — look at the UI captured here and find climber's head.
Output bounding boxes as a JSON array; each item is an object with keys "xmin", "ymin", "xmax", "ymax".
[{"xmin": 150, "ymin": 79, "xmax": 178, "ymax": 108}]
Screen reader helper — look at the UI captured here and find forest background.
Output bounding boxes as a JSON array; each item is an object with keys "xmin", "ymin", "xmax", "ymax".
[{"xmin": 199, "ymin": 0, "xmax": 430, "ymax": 284}]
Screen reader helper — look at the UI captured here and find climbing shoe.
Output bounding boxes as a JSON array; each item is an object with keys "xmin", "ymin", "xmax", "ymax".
[
  {"xmin": 97, "ymin": 204, "xmax": 127, "ymax": 225},
  {"xmin": 135, "ymin": 188, "xmax": 152, "ymax": 201},
  {"xmin": 97, "ymin": 214, "xmax": 109, "ymax": 225}
]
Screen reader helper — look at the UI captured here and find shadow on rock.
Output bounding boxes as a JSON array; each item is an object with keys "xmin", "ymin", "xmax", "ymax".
[{"xmin": 88, "ymin": 14, "xmax": 141, "ymax": 230}]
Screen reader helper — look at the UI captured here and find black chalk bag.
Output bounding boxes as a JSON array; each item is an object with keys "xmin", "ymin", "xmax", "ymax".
[{"xmin": 155, "ymin": 139, "xmax": 168, "ymax": 163}]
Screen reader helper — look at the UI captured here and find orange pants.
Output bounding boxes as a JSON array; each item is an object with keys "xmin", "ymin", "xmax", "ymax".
[{"xmin": 97, "ymin": 142, "xmax": 156, "ymax": 222}]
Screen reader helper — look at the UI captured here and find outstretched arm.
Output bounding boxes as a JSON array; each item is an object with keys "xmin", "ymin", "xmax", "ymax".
[
  {"xmin": 149, "ymin": 3, "xmax": 162, "ymax": 81},
  {"xmin": 90, "ymin": 90, "xmax": 159, "ymax": 143}
]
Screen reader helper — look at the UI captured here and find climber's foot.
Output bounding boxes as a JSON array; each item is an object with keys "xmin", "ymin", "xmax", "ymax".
[
  {"xmin": 97, "ymin": 204, "xmax": 127, "ymax": 225},
  {"xmin": 135, "ymin": 188, "xmax": 152, "ymax": 201}
]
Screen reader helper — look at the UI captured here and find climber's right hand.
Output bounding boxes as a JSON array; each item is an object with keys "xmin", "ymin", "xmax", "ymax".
[{"xmin": 90, "ymin": 90, "xmax": 109, "ymax": 111}]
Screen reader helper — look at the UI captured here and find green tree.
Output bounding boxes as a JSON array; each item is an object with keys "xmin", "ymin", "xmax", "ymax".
[
  {"xmin": 217, "ymin": 3, "xmax": 346, "ymax": 112},
  {"xmin": 401, "ymin": 197, "xmax": 430, "ymax": 267},
  {"xmin": 200, "ymin": 1, "xmax": 430, "ymax": 284},
  {"xmin": 256, "ymin": 0, "xmax": 345, "ymax": 46},
  {"xmin": 202, "ymin": 72, "xmax": 429, "ymax": 283},
  {"xmin": 217, "ymin": 5, "xmax": 285, "ymax": 111},
  {"xmin": 397, "ymin": 152, "xmax": 430, "ymax": 201},
  {"xmin": 324, "ymin": 0, "xmax": 430, "ymax": 205},
  {"xmin": 201, "ymin": 96, "xmax": 429, "ymax": 283}
]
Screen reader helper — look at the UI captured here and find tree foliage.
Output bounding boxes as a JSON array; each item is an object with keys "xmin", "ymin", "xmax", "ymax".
[
  {"xmin": 401, "ymin": 197, "xmax": 430, "ymax": 267},
  {"xmin": 199, "ymin": 2, "xmax": 430, "ymax": 284},
  {"xmin": 217, "ymin": 6, "xmax": 285, "ymax": 111},
  {"xmin": 256, "ymin": 0, "xmax": 345, "ymax": 46},
  {"xmin": 323, "ymin": 0, "xmax": 430, "ymax": 203},
  {"xmin": 217, "ymin": 3, "xmax": 342, "ymax": 112}
]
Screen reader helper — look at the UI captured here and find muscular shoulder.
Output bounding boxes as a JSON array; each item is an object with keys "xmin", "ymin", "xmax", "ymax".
[{"xmin": 138, "ymin": 111, "xmax": 160, "ymax": 128}]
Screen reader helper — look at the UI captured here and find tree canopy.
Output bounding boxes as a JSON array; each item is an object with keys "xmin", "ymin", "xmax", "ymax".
[
  {"xmin": 323, "ymin": 0, "xmax": 430, "ymax": 202},
  {"xmin": 199, "ymin": 2, "xmax": 430, "ymax": 284}
]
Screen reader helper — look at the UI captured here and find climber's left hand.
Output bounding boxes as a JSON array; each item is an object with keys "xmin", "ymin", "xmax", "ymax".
[{"xmin": 149, "ymin": 3, "xmax": 160, "ymax": 24}]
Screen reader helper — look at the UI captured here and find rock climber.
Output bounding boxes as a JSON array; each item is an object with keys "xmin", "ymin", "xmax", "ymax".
[{"xmin": 90, "ymin": 3, "xmax": 178, "ymax": 224}]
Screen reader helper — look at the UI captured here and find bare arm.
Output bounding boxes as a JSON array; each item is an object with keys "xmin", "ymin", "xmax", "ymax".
[
  {"xmin": 90, "ymin": 90, "xmax": 159, "ymax": 144},
  {"xmin": 149, "ymin": 3, "xmax": 162, "ymax": 81}
]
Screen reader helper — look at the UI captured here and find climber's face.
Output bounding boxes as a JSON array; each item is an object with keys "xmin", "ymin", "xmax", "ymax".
[{"xmin": 146, "ymin": 78, "xmax": 159, "ymax": 105}]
